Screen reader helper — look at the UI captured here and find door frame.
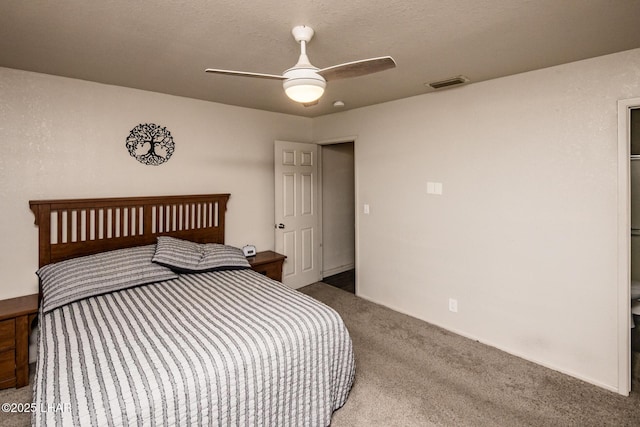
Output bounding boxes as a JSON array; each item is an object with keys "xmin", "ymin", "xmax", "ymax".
[
  {"xmin": 316, "ymin": 135, "xmax": 358, "ymax": 292},
  {"xmin": 617, "ymin": 97, "xmax": 640, "ymax": 395}
]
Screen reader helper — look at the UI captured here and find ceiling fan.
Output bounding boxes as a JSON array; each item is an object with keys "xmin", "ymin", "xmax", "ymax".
[{"xmin": 205, "ymin": 25, "xmax": 396, "ymax": 106}]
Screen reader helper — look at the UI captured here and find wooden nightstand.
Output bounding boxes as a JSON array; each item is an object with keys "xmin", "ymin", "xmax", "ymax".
[
  {"xmin": 0, "ymin": 294, "xmax": 38, "ymax": 389},
  {"xmin": 248, "ymin": 251, "xmax": 287, "ymax": 282}
]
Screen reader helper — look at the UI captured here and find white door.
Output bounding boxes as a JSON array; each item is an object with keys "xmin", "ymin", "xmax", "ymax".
[{"xmin": 274, "ymin": 140, "xmax": 320, "ymax": 288}]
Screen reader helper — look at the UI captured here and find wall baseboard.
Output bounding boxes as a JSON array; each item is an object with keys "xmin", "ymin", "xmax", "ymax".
[{"xmin": 322, "ymin": 263, "xmax": 355, "ymax": 278}]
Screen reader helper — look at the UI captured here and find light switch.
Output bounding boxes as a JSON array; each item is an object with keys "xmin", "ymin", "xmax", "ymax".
[
  {"xmin": 363, "ymin": 204, "xmax": 370, "ymax": 214},
  {"xmin": 427, "ymin": 182, "xmax": 443, "ymax": 195}
]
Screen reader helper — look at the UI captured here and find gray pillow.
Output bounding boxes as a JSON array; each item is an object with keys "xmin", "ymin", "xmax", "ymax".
[
  {"xmin": 37, "ymin": 244, "xmax": 178, "ymax": 313},
  {"xmin": 152, "ymin": 236, "xmax": 251, "ymax": 273}
]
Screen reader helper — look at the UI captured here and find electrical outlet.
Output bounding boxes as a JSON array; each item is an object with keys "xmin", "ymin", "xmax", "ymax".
[
  {"xmin": 448, "ymin": 298, "xmax": 458, "ymax": 313},
  {"xmin": 363, "ymin": 204, "xmax": 370, "ymax": 214}
]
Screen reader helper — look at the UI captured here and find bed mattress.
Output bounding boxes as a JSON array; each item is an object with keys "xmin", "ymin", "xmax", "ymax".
[{"xmin": 32, "ymin": 269, "xmax": 355, "ymax": 426}]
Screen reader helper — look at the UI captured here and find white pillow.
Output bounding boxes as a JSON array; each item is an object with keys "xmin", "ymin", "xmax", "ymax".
[
  {"xmin": 152, "ymin": 236, "xmax": 251, "ymax": 273},
  {"xmin": 37, "ymin": 244, "xmax": 178, "ymax": 313}
]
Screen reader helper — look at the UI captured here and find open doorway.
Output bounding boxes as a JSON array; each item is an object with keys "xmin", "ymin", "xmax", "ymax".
[
  {"xmin": 619, "ymin": 98, "xmax": 640, "ymax": 395},
  {"xmin": 320, "ymin": 142, "xmax": 355, "ymax": 293},
  {"xmin": 630, "ymin": 108, "xmax": 640, "ymax": 387}
]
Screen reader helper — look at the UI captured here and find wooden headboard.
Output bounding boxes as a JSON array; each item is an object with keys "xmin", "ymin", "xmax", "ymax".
[{"xmin": 30, "ymin": 194, "xmax": 230, "ymax": 268}]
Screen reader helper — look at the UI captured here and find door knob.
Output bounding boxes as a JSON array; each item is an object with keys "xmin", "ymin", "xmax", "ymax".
[{"xmin": 276, "ymin": 223, "xmax": 285, "ymax": 229}]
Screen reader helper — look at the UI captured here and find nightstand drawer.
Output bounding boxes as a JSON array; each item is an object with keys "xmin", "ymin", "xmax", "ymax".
[
  {"xmin": 0, "ymin": 294, "xmax": 38, "ymax": 390},
  {"xmin": 0, "ymin": 349, "xmax": 16, "ymax": 380},
  {"xmin": 247, "ymin": 251, "xmax": 286, "ymax": 282},
  {"xmin": 253, "ymin": 262, "xmax": 281, "ymax": 280},
  {"xmin": 0, "ymin": 319, "xmax": 15, "ymax": 351}
]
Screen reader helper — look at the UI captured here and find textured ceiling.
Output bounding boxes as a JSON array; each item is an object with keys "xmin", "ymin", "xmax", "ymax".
[{"xmin": 2, "ymin": 0, "xmax": 640, "ymax": 117}]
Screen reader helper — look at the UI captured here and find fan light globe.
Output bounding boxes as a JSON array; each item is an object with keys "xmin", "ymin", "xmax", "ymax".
[{"xmin": 283, "ymin": 78, "xmax": 326, "ymax": 103}]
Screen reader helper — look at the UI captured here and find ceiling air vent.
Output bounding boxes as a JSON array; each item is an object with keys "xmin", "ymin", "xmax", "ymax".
[{"xmin": 427, "ymin": 75, "xmax": 469, "ymax": 89}]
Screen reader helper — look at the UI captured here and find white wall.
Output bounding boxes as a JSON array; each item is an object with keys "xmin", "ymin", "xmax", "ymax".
[
  {"xmin": 0, "ymin": 67, "xmax": 311, "ymax": 300},
  {"xmin": 313, "ymin": 48, "xmax": 640, "ymax": 392},
  {"xmin": 321, "ymin": 143, "xmax": 355, "ymax": 276}
]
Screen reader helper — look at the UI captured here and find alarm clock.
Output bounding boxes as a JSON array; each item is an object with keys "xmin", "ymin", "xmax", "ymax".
[{"xmin": 242, "ymin": 245, "xmax": 257, "ymax": 257}]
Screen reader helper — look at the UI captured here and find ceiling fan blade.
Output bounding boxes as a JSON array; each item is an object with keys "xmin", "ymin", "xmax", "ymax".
[
  {"xmin": 317, "ymin": 56, "xmax": 396, "ymax": 81},
  {"xmin": 303, "ymin": 100, "xmax": 319, "ymax": 107},
  {"xmin": 205, "ymin": 68, "xmax": 286, "ymax": 80}
]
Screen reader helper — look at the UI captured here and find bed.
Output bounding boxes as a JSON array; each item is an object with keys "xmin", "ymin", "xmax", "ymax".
[{"xmin": 29, "ymin": 194, "xmax": 355, "ymax": 426}]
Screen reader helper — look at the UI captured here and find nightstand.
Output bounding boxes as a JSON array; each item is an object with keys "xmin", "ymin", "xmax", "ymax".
[
  {"xmin": 248, "ymin": 251, "xmax": 286, "ymax": 282},
  {"xmin": 0, "ymin": 294, "xmax": 38, "ymax": 389}
]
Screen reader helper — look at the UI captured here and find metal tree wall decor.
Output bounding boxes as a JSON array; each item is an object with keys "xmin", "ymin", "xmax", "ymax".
[{"xmin": 126, "ymin": 123, "xmax": 175, "ymax": 165}]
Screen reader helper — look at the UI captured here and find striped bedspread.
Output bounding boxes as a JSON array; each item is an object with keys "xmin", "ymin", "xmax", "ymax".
[{"xmin": 33, "ymin": 269, "xmax": 355, "ymax": 426}]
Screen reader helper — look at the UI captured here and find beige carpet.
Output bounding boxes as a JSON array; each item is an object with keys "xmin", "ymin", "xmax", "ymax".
[
  {"xmin": 2, "ymin": 282, "xmax": 640, "ymax": 426},
  {"xmin": 301, "ymin": 283, "xmax": 640, "ymax": 426}
]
